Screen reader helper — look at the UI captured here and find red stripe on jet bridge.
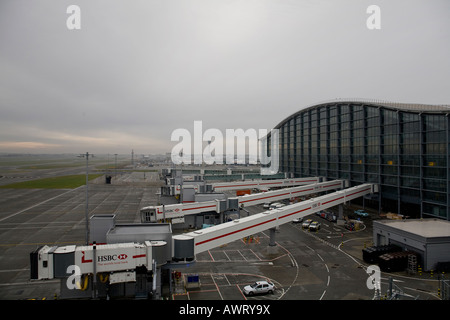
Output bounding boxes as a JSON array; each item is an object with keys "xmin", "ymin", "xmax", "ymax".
[
  {"xmin": 183, "ymin": 205, "xmax": 216, "ymax": 211},
  {"xmin": 324, "ymin": 183, "xmax": 342, "ymax": 188},
  {"xmin": 195, "ymin": 219, "xmax": 276, "ymax": 246},
  {"xmin": 291, "ymin": 188, "xmax": 314, "ymax": 194},
  {"xmin": 339, "ymin": 187, "xmax": 371, "ymax": 200},
  {"xmin": 321, "ymin": 187, "xmax": 371, "ymax": 206},
  {"xmin": 348, "ymin": 188, "xmax": 371, "ymax": 197},
  {"xmin": 133, "ymin": 254, "xmax": 146, "ymax": 259},
  {"xmin": 195, "ymin": 207, "xmax": 312, "ymax": 247},
  {"xmin": 259, "ymin": 182, "xmax": 283, "ymax": 185},
  {"xmin": 280, "ymin": 207, "xmax": 311, "ymax": 220},
  {"xmin": 240, "ymin": 192, "xmax": 290, "ymax": 203},
  {"xmin": 214, "ymin": 184, "xmax": 258, "ymax": 188},
  {"xmin": 240, "ymin": 184, "xmax": 337, "ymax": 203},
  {"xmin": 322, "ymin": 196, "xmax": 344, "ymax": 205}
]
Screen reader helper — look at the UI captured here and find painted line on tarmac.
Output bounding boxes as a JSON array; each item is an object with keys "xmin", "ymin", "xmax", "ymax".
[
  {"xmin": 0, "ymin": 240, "xmax": 82, "ymax": 247},
  {"xmin": 0, "ymin": 186, "xmax": 83, "ymax": 223}
]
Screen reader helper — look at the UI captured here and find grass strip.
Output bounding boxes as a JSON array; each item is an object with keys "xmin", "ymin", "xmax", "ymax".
[{"xmin": 0, "ymin": 174, "xmax": 103, "ymax": 189}]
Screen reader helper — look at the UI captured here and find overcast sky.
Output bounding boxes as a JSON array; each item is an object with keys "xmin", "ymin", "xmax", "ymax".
[{"xmin": 1, "ymin": 0, "xmax": 449, "ymax": 155}]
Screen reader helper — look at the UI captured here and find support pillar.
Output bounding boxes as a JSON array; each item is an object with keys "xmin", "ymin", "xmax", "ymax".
[
  {"xmin": 92, "ymin": 242, "xmax": 97, "ymax": 299},
  {"xmin": 269, "ymin": 228, "xmax": 277, "ymax": 246},
  {"xmin": 337, "ymin": 204, "xmax": 345, "ymax": 226}
]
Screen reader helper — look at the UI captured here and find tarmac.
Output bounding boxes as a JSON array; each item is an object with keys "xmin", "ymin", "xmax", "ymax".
[{"xmin": 0, "ymin": 171, "xmax": 443, "ymax": 300}]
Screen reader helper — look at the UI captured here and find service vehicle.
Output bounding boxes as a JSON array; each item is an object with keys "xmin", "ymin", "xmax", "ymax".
[
  {"xmin": 309, "ymin": 221, "xmax": 321, "ymax": 231},
  {"xmin": 302, "ymin": 219, "xmax": 313, "ymax": 229}
]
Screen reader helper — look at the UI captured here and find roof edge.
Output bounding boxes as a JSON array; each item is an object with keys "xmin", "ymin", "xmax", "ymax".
[{"xmin": 274, "ymin": 98, "xmax": 450, "ymax": 129}]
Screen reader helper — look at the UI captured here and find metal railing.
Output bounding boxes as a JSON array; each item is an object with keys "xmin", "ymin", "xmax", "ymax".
[{"xmin": 439, "ymin": 278, "xmax": 450, "ymax": 300}]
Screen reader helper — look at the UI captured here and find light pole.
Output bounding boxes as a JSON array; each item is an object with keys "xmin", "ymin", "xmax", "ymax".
[
  {"xmin": 78, "ymin": 152, "xmax": 93, "ymax": 245},
  {"xmin": 114, "ymin": 153, "xmax": 118, "ymax": 178}
]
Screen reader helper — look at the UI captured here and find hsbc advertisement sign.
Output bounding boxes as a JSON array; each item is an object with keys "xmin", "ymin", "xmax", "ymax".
[
  {"xmin": 97, "ymin": 253, "xmax": 128, "ymax": 263},
  {"xmin": 74, "ymin": 244, "xmax": 146, "ymax": 273}
]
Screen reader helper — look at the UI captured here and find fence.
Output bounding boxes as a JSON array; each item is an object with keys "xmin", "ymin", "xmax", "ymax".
[{"xmin": 439, "ymin": 279, "xmax": 450, "ymax": 300}]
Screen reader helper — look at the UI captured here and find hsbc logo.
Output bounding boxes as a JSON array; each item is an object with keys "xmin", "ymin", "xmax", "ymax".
[{"xmin": 97, "ymin": 253, "xmax": 128, "ymax": 262}]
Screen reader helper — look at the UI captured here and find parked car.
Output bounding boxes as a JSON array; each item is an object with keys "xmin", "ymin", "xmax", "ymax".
[
  {"xmin": 292, "ymin": 217, "xmax": 303, "ymax": 224},
  {"xmin": 309, "ymin": 221, "xmax": 321, "ymax": 231},
  {"xmin": 243, "ymin": 281, "xmax": 275, "ymax": 296},
  {"xmin": 269, "ymin": 202, "xmax": 282, "ymax": 210},
  {"xmin": 326, "ymin": 213, "xmax": 337, "ymax": 222},
  {"xmin": 354, "ymin": 209, "xmax": 369, "ymax": 217},
  {"xmin": 263, "ymin": 202, "xmax": 271, "ymax": 209},
  {"xmin": 302, "ymin": 219, "xmax": 313, "ymax": 229}
]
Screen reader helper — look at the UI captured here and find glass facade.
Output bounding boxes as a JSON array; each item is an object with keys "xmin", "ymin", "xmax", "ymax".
[{"xmin": 275, "ymin": 102, "xmax": 450, "ymax": 220}]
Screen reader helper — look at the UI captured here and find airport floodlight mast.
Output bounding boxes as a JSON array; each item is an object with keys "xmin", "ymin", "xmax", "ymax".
[
  {"xmin": 114, "ymin": 153, "xmax": 118, "ymax": 178},
  {"xmin": 78, "ymin": 152, "xmax": 93, "ymax": 245}
]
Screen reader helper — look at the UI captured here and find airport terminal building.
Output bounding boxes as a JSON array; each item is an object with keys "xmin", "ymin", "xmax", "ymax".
[{"xmin": 272, "ymin": 100, "xmax": 450, "ymax": 221}]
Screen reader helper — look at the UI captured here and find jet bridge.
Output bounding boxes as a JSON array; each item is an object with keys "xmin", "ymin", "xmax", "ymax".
[
  {"xmin": 171, "ymin": 176, "xmax": 322, "ymax": 195},
  {"xmin": 140, "ymin": 179, "xmax": 346, "ymax": 223},
  {"xmin": 209, "ymin": 176, "xmax": 321, "ymax": 192},
  {"xmin": 177, "ymin": 183, "xmax": 377, "ymax": 254}
]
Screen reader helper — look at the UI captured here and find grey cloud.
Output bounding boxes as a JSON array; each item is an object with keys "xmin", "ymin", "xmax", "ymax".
[{"xmin": 0, "ymin": 0, "xmax": 449, "ymax": 154}]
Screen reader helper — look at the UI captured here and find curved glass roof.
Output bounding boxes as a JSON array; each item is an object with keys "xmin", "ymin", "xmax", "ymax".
[{"xmin": 274, "ymin": 99, "xmax": 450, "ymax": 129}]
